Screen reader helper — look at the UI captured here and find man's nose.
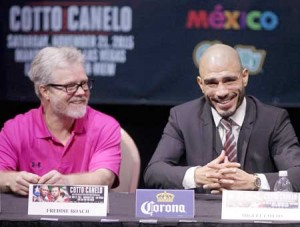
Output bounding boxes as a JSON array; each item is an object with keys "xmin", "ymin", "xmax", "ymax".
[
  {"xmin": 215, "ymin": 83, "xmax": 229, "ymax": 97},
  {"xmin": 75, "ymin": 85, "xmax": 86, "ymax": 95}
]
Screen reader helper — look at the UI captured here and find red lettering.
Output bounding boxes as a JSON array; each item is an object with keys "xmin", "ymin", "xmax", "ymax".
[{"xmin": 185, "ymin": 10, "xmax": 208, "ymax": 29}]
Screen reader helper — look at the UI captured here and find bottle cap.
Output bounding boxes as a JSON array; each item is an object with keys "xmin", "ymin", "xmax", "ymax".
[{"xmin": 279, "ymin": 170, "xmax": 288, "ymax": 177}]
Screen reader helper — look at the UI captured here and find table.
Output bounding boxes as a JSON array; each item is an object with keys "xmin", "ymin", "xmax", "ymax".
[{"xmin": 0, "ymin": 192, "xmax": 299, "ymax": 226}]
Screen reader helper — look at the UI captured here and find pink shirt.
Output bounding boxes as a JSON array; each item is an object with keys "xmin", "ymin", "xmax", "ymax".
[{"xmin": 0, "ymin": 106, "xmax": 121, "ymax": 182}]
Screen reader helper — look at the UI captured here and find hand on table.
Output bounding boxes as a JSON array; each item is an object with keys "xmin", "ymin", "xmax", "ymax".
[
  {"xmin": 8, "ymin": 171, "xmax": 40, "ymax": 196},
  {"xmin": 194, "ymin": 151, "xmax": 240, "ymax": 193}
]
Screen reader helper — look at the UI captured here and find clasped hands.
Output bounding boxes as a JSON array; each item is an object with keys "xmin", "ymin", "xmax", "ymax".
[
  {"xmin": 194, "ymin": 150, "xmax": 255, "ymax": 194},
  {"xmin": 7, "ymin": 170, "xmax": 65, "ymax": 196}
]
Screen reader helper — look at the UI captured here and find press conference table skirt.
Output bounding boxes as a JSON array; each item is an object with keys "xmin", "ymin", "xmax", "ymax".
[{"xmin": 0, "ymin": 192, "xmax": 299, "ymax": 226}]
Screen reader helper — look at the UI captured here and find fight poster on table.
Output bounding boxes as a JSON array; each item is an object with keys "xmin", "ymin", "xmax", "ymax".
[
  {"xmin": 222, "ymin": 190, "xmax": 300, "ymax": 221},
  {"xmin": 28, "ymin": 184, "xmax": 108, "ymax": 216}
]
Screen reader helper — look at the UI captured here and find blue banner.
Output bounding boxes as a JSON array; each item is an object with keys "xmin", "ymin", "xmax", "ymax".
[{"xmin": 0, "ymin": 0, "xmax": 299, "ymax": 106}]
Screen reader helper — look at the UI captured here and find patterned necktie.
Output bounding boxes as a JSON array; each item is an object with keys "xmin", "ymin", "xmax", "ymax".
[{"xmin": 220, "ymin": 118, "xmax": 237, "ymax": 162}]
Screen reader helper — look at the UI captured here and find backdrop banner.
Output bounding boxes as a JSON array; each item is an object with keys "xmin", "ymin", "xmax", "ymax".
[{"xmin": 0, "ymin": 0, "xmax": 299, "ymax": 106}]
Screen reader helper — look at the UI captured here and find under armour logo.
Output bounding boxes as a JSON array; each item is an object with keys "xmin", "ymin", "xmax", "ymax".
[{"xmin": 31, "ymin": 162, "xmax": 41, "ymax": 168}]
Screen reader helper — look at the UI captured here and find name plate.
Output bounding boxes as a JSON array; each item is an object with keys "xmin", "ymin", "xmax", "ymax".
[
  {"xmin": 28, "ymin": 184, "xmax": 108, "ymax": 216},
  {"xmin": 136, "ymin": 189, "xmax": 194, "ymax": 218},
  {"xmin": 222, "ymin": 190, "xmax": 300, "ymax": 221}
]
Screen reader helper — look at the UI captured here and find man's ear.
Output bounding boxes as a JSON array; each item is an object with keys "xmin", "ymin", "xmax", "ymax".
[
  {"xmin": 39, "ymin": 85, "xmax": 50, "ymax": 101},
  {"xmin": 241, "ymin": 68, "xmax": 249, "ymax": 87},
  {"xmin": 197, "ymin": 76, "xmax": 205, "ymax": 93}
]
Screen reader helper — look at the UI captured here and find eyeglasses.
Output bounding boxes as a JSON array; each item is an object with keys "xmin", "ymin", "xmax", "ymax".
[{"xmin": 47, "ymin": 79, "xmax": 94, "ymax": 94}]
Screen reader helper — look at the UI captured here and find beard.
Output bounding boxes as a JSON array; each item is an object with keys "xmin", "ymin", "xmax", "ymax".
[
  {"xmin": 206, "ymin": 87, "xmax": 245, "ymax": 118},
  {"xmin": 65, "ymin": 104, "xmax": 87, "ymax": 119},
  {"xmin": 51, "ymin": 96, "xmax": 88, "ymax": 119},
  {"xmin": 218, "ymin": 108, "xmax": 235, "ymax": 119}
]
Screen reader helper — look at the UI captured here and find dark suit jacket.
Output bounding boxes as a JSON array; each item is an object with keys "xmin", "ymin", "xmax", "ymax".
[{"xmin": 144, "ymin": 96, "xmax": 300, "ymax": 191}]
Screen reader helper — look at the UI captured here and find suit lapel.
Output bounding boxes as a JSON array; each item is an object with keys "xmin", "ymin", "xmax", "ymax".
[
  {"xmin": 238, "ymin": 97, "xmax": 256, "ymax": 168},
  {"xmin": 200, "ymin": 102, "xmax": 222, "ymax": 161},
  {"xmin": 215, "ymin": 128, "xmax": 223, "ymax": 156}
]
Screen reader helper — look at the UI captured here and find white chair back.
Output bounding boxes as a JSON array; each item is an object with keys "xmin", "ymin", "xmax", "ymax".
[{"xmin": 112, "ymin": 128, "xmax": 140, "ymax": 193}]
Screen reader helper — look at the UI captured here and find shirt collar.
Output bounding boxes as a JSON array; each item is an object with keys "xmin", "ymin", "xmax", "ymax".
[
  {"xmin": 212, "ymin": 97, "xmax": 246, "ymax": 127},
  {"xmin": 36, "ymin": 105, "xmax": 51, "ymax": 138},
  {"xmin": 73, "ymin": 114, "xmax": 86, "ymax": 134},
  {"xmin": 36, "ymin": 106, "xmax": 87, "ymax": 138}
]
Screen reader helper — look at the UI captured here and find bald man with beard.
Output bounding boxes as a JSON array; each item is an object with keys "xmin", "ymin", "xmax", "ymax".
[{"xmin": 144, "ymin": 44, "xmax": 300, "ymax": 193}]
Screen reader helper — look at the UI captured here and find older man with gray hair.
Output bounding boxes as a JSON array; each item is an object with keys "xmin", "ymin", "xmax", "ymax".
[{"xmin": 0, "ymin": 46, "xmax": 121, "ymax": 196}]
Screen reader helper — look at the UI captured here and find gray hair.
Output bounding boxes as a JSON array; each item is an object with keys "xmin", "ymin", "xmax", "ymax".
[{"xmin": 28, "ymin": 46, "xmax": 85, "ymax": 98}]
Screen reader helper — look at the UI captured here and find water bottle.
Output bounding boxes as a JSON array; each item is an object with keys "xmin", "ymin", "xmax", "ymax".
[{"xmin": 273, "ymin": 170, "xmax": 293, "ymax": 192}]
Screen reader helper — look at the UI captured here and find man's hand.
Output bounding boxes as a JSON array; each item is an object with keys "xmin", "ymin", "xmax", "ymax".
[
  {"xmin": 204, "ymin": 155, "xmax": 257, "ymax": 192},
  {"xmin": 217, "ymin": 168, "xmax": 256, "ymax": 190},
  {"xmin": 6, "ymin": 171, "xmax": 40, "ymax": 196},
  {"xmin": 38, "ymin": 170, "xmax": 68, "ymax": 185},
  {"xmin": 39, "ymin": 169, "xmax": 115, "ymax": 188},
  {"xmin": 194, "ymin": 151, "xmax": 241, "ymax": 193}
]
